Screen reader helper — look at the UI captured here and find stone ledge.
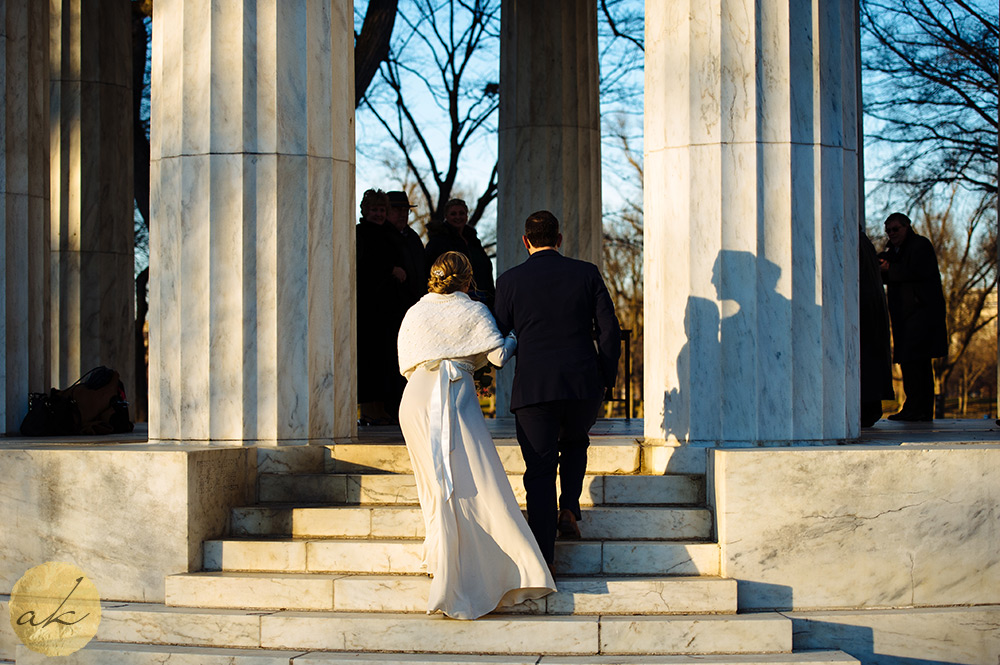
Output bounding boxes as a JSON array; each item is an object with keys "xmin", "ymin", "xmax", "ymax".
[
  {"xmin": 786, "ymin": 605, "xmax": 1000, "ymax": 665},
  {"xmin": 711, "ymin": 446, "xmax": 1000, "ymax": 610},
  {"xmin": 0, "ymin": 446, "xmax": 255, "ymax": 601},
  {"xmin": 11, "ymin": 642, "xmax": 860, "ymax": 665}
]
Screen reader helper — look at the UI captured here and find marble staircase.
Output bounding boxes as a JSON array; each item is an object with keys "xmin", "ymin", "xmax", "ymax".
[{"xmin": 14, "ymin": 437, "xmax": 858, "ymax": 664}]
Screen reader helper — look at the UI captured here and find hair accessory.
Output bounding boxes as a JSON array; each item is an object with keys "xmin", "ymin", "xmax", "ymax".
[{"xmin": 432, "ymin": 268, "xmax": 445, "ymax": 277}]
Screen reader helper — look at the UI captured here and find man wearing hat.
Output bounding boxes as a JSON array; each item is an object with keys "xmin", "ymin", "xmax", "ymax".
[
  {"xmin": 387, "ymin": 190, "xmax": 426, "ymax": 307},
  {"xmin": 386, "ymin": 190, "xmax": 426, "ymax": 419}
]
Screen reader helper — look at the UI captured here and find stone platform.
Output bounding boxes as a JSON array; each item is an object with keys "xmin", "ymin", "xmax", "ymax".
[{"xmin": 1, "ymin": 419, "xmax": 998, "ymax": 664}]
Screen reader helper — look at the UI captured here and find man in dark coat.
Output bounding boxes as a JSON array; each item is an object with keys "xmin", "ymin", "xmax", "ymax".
[
  {"xmin": 879, "ymin": 212, "xmax": 948, "ymax": 421},
  {"xmin": 494, "ymin": 210, "xmax": 621, "ymax": 566},
  {"xmin": 386, "ymin": 190, "xmax": 426, "ymax": 308},
  {"xmin": 356, "ymin": 189, "xmax": 407, "ymax": 424},
  {"xmin": 425, "ymin": 198, "xmax": 495, "ymax": 308},
  {"xmin": 385, "ymin": 190, "xmax": 425, "ymax": 417}
]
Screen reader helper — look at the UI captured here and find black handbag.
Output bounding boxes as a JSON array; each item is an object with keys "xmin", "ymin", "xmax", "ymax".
[
  {"xmin": 18, "ymin": 366, "xmax": 134, "ymax": 436},
  {"xmin": 19, "ymin": 390, "xmax": 81, "ymax": 436}
]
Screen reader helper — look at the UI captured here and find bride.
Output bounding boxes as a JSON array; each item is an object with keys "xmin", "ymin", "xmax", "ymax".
[{"xmin": 397, "ymin": 251, "xmax": 555, "ymax": 619}]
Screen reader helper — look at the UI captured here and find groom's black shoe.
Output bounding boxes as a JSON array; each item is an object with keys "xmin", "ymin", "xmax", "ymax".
[{"xmin": 557, "ymin": 509, "xmax": 581, "ymax": 540}]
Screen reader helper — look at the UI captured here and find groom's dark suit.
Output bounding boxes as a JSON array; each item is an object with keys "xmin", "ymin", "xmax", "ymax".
[{"xmin": 494, "ymin": 248, "xmax": 620, "ymax": 564}]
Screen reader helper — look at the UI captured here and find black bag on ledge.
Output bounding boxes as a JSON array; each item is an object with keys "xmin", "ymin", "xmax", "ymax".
[{"xmin": 19, "ymin": 366, "xmax": 134, "ymax": 436}]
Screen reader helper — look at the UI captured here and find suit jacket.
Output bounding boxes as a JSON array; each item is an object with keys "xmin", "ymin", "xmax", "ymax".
[
  {"xmin": 494, "ymin": 249, "xmax": 621, "ymax": 411},
  {"xmin": 881, "ymin": 231, "xmax": 948, "ymax": 362}
]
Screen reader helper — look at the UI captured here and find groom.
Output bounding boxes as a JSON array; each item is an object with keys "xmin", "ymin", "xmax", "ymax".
[{"xmin": 494, "ymin": 210, "xmax": 621, "ymax": 566}]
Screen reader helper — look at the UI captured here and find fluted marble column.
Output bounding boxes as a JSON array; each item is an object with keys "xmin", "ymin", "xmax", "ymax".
[
  {"xmin": 2, "ymin": 1, "xmax": 50, "ymax": 433},
  {"xmin": 497, "ymin": 0, "xmax": 601, "ymax": 269},
  {"xmin": 149, "ymin": 1, "xmax": 356, "ymax": 443},
  {"xmin": 49, "ymin": 0, "xmax": 134, "ymax": 397},
  {"xmin": 496, "ymin": 0, "xmax": 602, "ymax": 415},
  {"xmin": 644, "ymin": 0, "xmax": 861, "ymax": 447}
]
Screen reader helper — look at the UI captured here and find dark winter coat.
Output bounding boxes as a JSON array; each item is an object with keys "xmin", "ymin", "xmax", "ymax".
[
  {"xmin": 881, "ymin": 230, "xmax": 948, "ymax": 363},
  {"xmin": 356, "ymin": 218, "xmax": 407, "ymax": 402},
  {"xmin": 859, "ymin": 231, "xmax": 894, "ymax": 402},
  {"xmin": 390, "ymin": 224, "xmax": 426, "ymax": 308},
  {"xmin": 424, "ymin": 221, "xmax": 495, "ymax": 305}
]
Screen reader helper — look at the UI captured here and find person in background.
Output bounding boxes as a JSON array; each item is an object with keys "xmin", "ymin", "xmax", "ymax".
[
  {"xmin": 386, "ymin": 190, "xmax": 426, "ymax": 417},
  {"xmin": 356, "ymin": 188, "xmax": 407, "ymax": 425},
  {"xmin": 425, "ymin": 198, "xmax": 495, "ymax": 309},
  {"xmin": 859, "ymin": 227, "xmax": 893, "ymax": 426},
  {"xmin": 879, "ymin": 212, "xmax": 948, "ymax": 421},
  {"xmin": 387, "ymin": 191, "xmax": 426, "ymax": 307}
]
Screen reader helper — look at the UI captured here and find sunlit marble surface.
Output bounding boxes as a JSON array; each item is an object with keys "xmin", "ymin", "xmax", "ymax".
[
  {"xmin": 0, "ymin": 445, "xmax": 254, "ymax": 602},
  {"xmin": 149, "ymin": 0, "xmax": 356, "ymax": 443},
  {"xmin": 712, "ymin": 445, "xmax": 1000, "ymax": 610},
  {"xmin": 789, "ymin": 605, "xmax": 1000, "ymax": 665},
  {"xmin": 643, "ymin": 0, "xmax": 860, "ymax": 446}
]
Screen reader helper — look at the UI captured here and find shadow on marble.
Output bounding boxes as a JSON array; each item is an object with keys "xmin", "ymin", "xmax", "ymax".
[
  {"xmin": 737, "ymin": 581, "xmax": 793, "ymax": 610},
  {"xmin": 790, "ymin": 609, "xmax": 1000, "ymax": 665}
]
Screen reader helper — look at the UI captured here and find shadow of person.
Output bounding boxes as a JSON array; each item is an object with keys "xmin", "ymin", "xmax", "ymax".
[
  {"xmin": 664, "ymin": 296, "xmax": 720, "ymax": 442},
  {"xmin": 663, "ymin": 249, "xmax": 793, "ymax": 444}
]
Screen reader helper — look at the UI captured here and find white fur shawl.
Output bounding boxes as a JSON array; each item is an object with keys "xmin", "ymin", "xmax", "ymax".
[{"xmin": 398, "ymin": 292, "xmax": 504, "ymax": 377}]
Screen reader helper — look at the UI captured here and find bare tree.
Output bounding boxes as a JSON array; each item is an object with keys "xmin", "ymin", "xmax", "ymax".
[
  {"xmin": 596, "ymin": 3, "xmax": 644, "ymax": 417},
  {"xmin": 947, "ymin": 315, "xmax": 996, "ymax": 415},
  {"xmin": 602, "ymin": 115, "xmax": 644, "ymax": 418},
  {"xmin": 914, "ymin": 192, "xmax": 999, "ymax": 409},
  {"xmin": 861, "ymin": 0, "xmax": 998, "ymax": 203},
  {"xmin": 355, "ymin": 0, "xmax": 399, "ymax": 108},
  {"xmin": 360, "ymin": 0, "xmax": 500, "ymax": 227},
  {"xmin": 597, "ymin": 0, "xmax": 644, "ymax": 115}
]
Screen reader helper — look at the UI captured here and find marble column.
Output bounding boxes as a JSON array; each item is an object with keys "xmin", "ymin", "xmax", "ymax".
[
  {"xmin": 496, "ymin": 0, "xmax": 602, "ymax": 414},
  {"xmin": 497, "ymin": 0, "xmax": 601, "ymax": 269},
  {"xmin": 149, "ymin": 1, "xmax": 356, "ymax": 444},
  {"xmin": 644, "ymin": 0, "xmax": 861, "ymax": 447},
  {"xmin": 49, "ymin": 0, "xmax": 135, "ymax": 398},
  {"xmin": 2, "ymin": 1, "xmax": 50, "ymax": 433}
]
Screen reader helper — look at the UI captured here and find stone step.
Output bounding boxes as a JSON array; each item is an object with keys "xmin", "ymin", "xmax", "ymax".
[
  {"xmin": 166, "ymin": 572, "xmax": 737, "ymax": 615},
  {"xmin": 203, "ymin": 538, "xmax": 720, "ymax": 576},
  {"xmin": 260, "ymin": 611, "xmax": 793, "ymax": 655},
  {"xmin": 231, "ymin": 505, "xmax": 713, "ymax": 541},
  {"xmin": 17, "ymin": 642, "xmax": 858, "ymax": 665},
  {"xmin": 327, "ymin": 439, "xmax": 640, "ymax": 475},
  {"xmin": 6, "ymin": 598, "xmax": 795, "ymax": 655},
  {"xmin": 258, "ymin": 472, "xmax": 704, "ymax": 506}
]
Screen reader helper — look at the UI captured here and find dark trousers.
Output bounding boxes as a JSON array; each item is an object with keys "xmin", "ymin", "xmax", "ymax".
[
  {"xmin": 514, "ymin": 398, "xmax": 602, "ymax": 564},
  {"xmin": 900, "ymin": 358, "xmax": 935, "ymax": 416}
]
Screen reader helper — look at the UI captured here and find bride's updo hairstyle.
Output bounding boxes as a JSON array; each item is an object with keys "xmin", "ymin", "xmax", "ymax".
[{"xmin": 428, "ymin": 251, "xmax": 476, "ymax": 295}]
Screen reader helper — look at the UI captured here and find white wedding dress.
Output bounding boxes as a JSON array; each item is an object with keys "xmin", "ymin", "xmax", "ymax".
[{"xmin": 397, "ymin": 292, "xmax": 555, "ymax": 620}]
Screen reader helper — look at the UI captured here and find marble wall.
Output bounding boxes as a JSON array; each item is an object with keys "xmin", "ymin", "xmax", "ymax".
[
  {"xmin": 2, "ymin": 0, "xmax": 50, "ymax": 434},
  {"xmin": 0, "ymin": 445, "xmax": 255, "ymax": 603},
  {"xmin": 495, "ymin": 0, "xmax": 602, "ymax": 415},
  {"xmin": 644, "ymin": 0, "xmax": 861, "ymax": 445},
  {"xmin": 48, "ymin": 0, "xmax": 135, "ymax": 400},
  {"xmin": 711, "ymin": 446, "xmax": 1000, "ymax": 611},
  {"xmin": 148, "ymin": 1, "xmax": 356, "ymax": 443}
]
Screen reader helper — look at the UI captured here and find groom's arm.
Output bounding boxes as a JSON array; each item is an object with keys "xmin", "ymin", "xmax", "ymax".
[
  {"xmin": 494, "ymin": 275, "xmax": 514, "ymax": 337},
  {"xmin": 591, "ymin": 267, "xmax": 621, "ymax": 391}
]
